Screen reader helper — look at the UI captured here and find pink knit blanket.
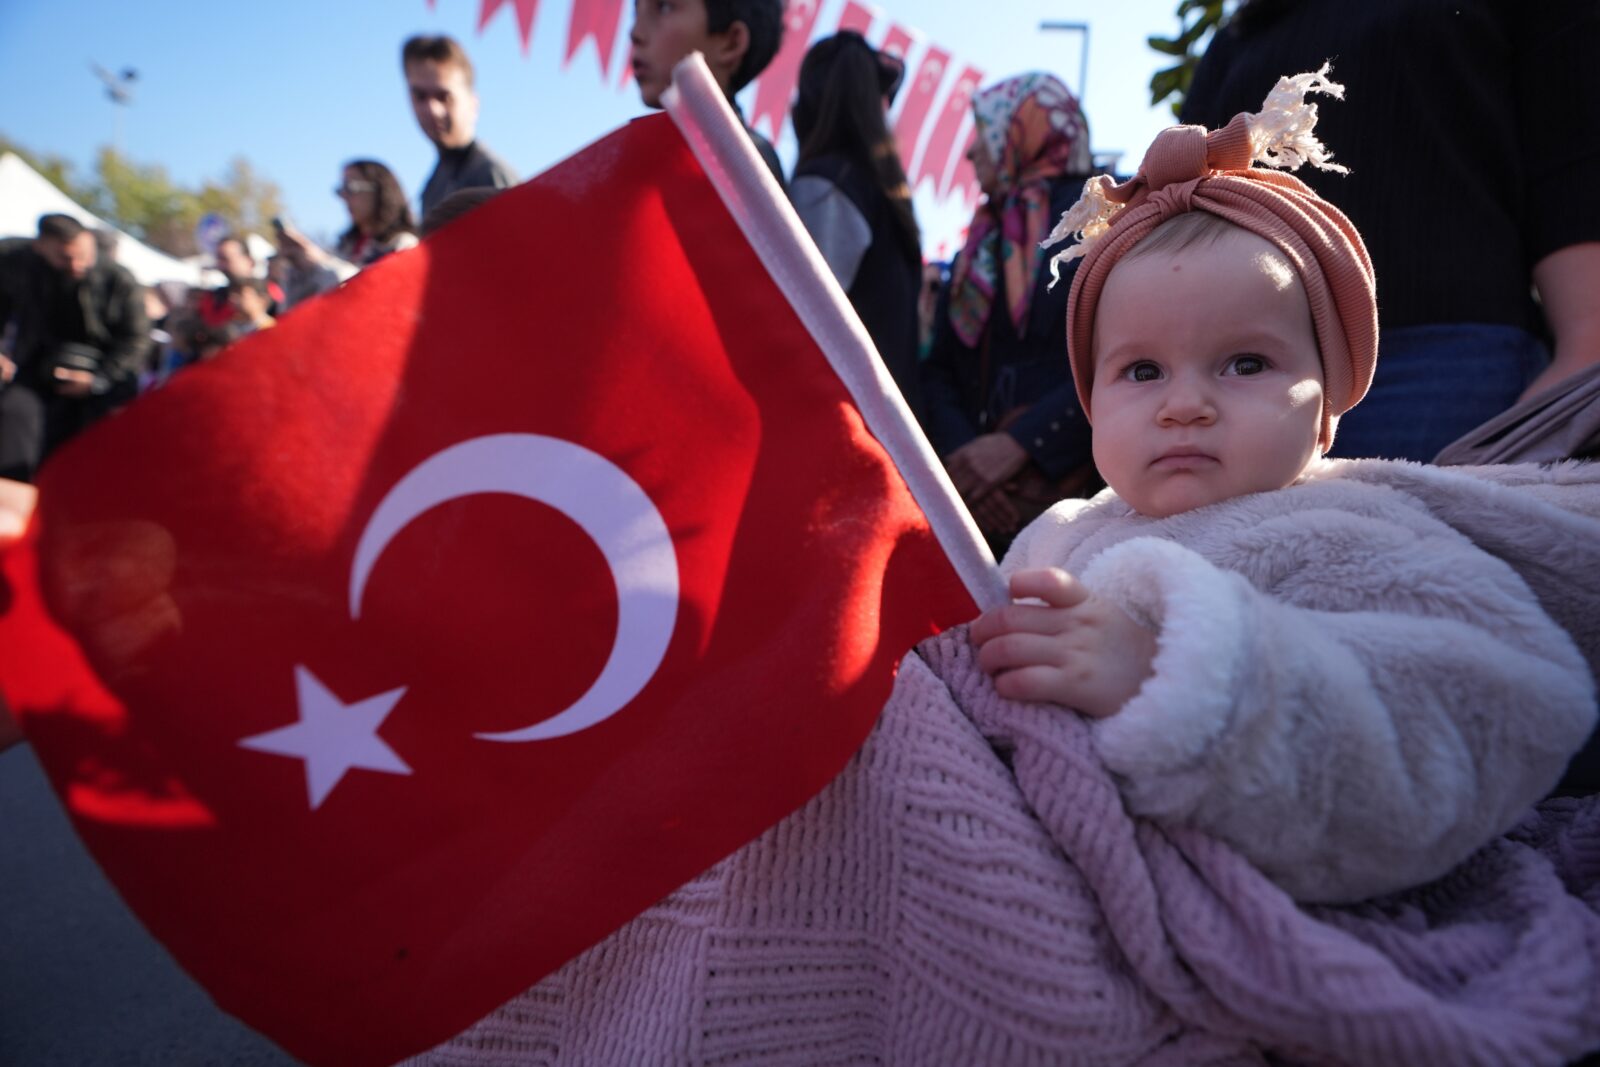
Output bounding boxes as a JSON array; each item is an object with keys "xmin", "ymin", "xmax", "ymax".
[{"xmin": 414, "ymin": 630, "xmax": 1600, "ymax": 1066}]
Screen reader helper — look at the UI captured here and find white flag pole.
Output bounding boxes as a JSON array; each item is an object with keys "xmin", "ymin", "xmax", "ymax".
[{"xmin": 662, "ymin": 54, "xmax": 1008, "ymax": 612}]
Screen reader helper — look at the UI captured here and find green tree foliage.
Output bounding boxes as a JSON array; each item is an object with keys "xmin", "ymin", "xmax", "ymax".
[
  {"xmin": 80, "ymin": 146, "xmax": 189, "ymax": 250},
  {"xmin": 1, "ymin": 133, "xmax": 283, "ymax": 258},
  {"xmin": 194, "ymin": 158, "xmax": 284, "ymax": 251},
  {"xmin": 1147, "ymin": 0, "xmax": 1239, "ymax": 116}
]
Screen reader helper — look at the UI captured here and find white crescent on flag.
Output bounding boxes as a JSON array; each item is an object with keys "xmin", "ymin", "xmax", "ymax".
[{"xmin": 349, "ymin": 432, "xmax": 681, "ymax": 742}]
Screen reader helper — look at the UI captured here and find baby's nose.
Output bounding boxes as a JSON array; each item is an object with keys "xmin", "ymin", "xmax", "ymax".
[{"xmin": 1157, "ymin": 381, "xmax": 1217, "ymax": 424}]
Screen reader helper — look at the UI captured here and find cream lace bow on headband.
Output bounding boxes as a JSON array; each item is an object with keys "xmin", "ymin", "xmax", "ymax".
[{"xmin": 1045, "ymin": 63, "xmax": 1350, "ymax": 284}]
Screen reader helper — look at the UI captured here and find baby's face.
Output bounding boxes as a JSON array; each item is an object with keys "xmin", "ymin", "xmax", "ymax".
[{"xmin": 1089, "ymin": 229, "xmax": 1324, "ymax": 518}]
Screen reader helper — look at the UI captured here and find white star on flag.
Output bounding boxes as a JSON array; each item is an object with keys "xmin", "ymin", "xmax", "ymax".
[{"xmin": 239, "ymin": 666, "xmax": 412, "ymax": 810}]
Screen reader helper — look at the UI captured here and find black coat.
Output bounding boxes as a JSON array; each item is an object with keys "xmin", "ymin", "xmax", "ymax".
[{"xmin": 0, "ymin": 237, "xmax": 149, "ymax": 394}]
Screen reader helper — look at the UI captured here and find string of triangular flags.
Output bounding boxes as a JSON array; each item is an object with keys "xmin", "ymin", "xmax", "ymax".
[{"xmin": 428, "ymin": 0, "xmax": 983, "ymax": 207}]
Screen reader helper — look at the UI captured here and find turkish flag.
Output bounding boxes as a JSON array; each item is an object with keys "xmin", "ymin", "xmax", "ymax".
[
  {"xmin": 892, "ymin": 40, "xmax": 948, "ymax": 176},
  {"xmin": 914, "ymin": 63, "xmax": 985, "ymax": 195},
  {"xmin": 563, "ymin": 0, "xmax": 626, "ymax": 78},
  {"xmin": 836, "ymin": 0, "xmax": 874, "ymax": 34},
  {"xmin": 0, "ymin": 59, "xmax": 993, "ymax": 1066},
  {"xmin": 746, "ymin": 0, "xmax": 824, "ymax": 141},
  {"xmin": 477, "ymin": 0, "xmax": 540, "ymax": 53}
]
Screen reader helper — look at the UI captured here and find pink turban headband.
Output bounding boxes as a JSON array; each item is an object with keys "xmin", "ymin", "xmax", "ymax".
[{"xmin": 1049, "ymin": 66, "xmax": 1377, "ymax": 450}]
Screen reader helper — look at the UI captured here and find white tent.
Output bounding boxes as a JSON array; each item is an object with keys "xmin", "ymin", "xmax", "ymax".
[{"xmin": 0, "ymin": 152, "xmax": 207, "ymax": 287}]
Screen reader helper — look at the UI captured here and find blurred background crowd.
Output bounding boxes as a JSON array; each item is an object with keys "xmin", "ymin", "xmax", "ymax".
[{"xmin": 1, "ymin": 0, "xmax": 1595, "ymax": 556}]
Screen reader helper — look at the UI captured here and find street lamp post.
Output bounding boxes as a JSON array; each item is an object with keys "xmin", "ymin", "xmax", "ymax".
[
  {"xmin": 90, "ymin": 63, "xmax": 138, "ymax": 157},
  {"xmin": 1038, "ymin": 22, "xmax": 1123, "ymax": 174},
  {"xmin": 1039, "ymin": 20, "xmax": 1090, "ymax": 103}
]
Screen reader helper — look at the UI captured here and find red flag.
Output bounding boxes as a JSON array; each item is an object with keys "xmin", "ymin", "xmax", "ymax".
[
  {"xmin": 913, "ymin": 63, "xmax": 984, "ymax": 194},
  {"xmin": 0, "ymin": 58, "xmax": 994, "ymax": 1067},
  {"xmin": 478, "ymin": 0, "xmax": 540, "ymax": 53},
  {"xmin": 564, "ymin": 0, "xmax": 626, "ymax": 78},
  {"xmin": 891, "ymin": 41, "xmax": 948, "ymax": 175},
  {"xmin": 746, "ymin": 0, "xmax": 824, "ymax": 141},
  {"xmin": 836, "ymin": 0, "xmax": 874, "ymax": 34},
  {"xmin": 940, "ymin": 115, "xmax": 978, "ymax": 199}
]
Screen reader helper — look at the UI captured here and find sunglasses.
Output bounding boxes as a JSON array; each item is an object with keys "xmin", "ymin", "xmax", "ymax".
[{"xmin": 334, "ymin": 180, "xmax": 375, "ymax": 198}]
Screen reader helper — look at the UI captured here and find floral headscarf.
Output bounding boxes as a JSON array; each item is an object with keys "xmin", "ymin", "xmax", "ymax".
[{"xmin": 947, "ymin": 73, "xmax": 1092, "ymax": 347}]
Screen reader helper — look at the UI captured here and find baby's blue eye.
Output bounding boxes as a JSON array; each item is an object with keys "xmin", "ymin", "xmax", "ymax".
[
  {"xmin": 1125, "ymin": 361, "xmax": 1161, "ymax": 383},
  {"xmin": 1228, "ymin": 355, "xmax": 1267, "ymax": 376}
]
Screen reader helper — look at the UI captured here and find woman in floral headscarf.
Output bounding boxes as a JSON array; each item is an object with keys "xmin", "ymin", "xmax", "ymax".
[{"xmin": 921, "ymin": 72, "xmax": 1102, "ymax": 553}]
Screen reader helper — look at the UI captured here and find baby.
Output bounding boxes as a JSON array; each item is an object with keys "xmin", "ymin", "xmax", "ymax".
[{"xmin": 971, "ymin": 68, "xmax": 1598, "ymax": 903}]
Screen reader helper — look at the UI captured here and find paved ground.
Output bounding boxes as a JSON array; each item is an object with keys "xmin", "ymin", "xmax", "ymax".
[{"xmin": 0, "ymin": 744, "xmax": 301, "ymax": 1066}]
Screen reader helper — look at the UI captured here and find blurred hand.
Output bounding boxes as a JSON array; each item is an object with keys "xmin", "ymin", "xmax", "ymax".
[
  {"xmin": 53, "ymin": 366, "xmax": 95, "ymax": 397},
  {"xmin": 0, "ymin": 353, "xmax": 15, "ymax": 384},
  {"xmin": 946, "ymin": 433, "xmax": 1028, "ymax": 503},
  {"xmin": 275, "ymin": 220, "xmax": 319, "ymax": 268},
  {"xmin": 0, "ymin": 478, "xmax": 39, "ymax": 754},
  {"xmin": 969, "ymin": 488, "xmax": 1021, "ymax": 538},
  {"xmin": 0, "ymin": 477, "xmax": 35, "ymax": 548}
]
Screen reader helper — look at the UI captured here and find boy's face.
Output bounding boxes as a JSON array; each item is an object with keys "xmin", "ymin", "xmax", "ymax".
[
  {"xmin": 631, "ymin": 0, "xmax": 734, "ymax": 107},
  {"xmin": 1089, "ymin": 228, "xmax": 1325, "ymax": 519}
]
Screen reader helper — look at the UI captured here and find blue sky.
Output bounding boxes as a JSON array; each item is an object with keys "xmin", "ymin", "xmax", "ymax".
[{"xmin": 0, "ymin": 0, "xmax": 1185, "ymax": 255}]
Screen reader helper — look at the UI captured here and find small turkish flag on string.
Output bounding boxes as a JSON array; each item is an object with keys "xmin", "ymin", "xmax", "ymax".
[
  {"xmin": 0, "ymin": 56, "xmax": 998, "ymax": 1067},
  {"xmin": 915, "ymin": 62, "xmax": 985, "ymax": 194},
  {"xmin": 563, "ymin": 0, "xmax": 626, "ymax": 78},
  {"xmin": 747, "ymin": 0, "xmax": 825, "ymax": 140},
  {"xmin": 893, "ymin": 40, "xmax": 948, "ymax": 174},
  {"xmin": 477, "ymin": 0, "xmax": 541, "ymax": 53},
  {"xmin": 836, "ymin": 0, "xmax": 874, "ymax": 34}
]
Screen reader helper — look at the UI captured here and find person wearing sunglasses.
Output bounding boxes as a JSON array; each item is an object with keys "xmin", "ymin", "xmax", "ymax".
[{"xmin": 334, "ymin": 160, "xmax": 419, "ymax": 269}]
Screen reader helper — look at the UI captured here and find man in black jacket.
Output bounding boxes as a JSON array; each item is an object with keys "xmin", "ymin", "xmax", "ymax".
[
  {"xmin": 0, "ymin": 213, "xmax": 149, "ymax": 480},
  {"xmin": 402, "ymin": 35, "xmax": 519, "ymax": 220}
]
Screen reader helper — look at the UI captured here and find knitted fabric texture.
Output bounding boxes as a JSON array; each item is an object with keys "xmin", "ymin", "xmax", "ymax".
[
  {"xmin": 1054, "ymin": 67, "xmax": 1377, "ymax": 451},
  {"xmin": 413, "ymin": 630, "xmax": 1600, "ymax": 1064}
]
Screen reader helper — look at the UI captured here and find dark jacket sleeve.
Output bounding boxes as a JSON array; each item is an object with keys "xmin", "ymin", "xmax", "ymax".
[
  {"xmin": 1513, "ymin": 0, "xmax": 1600, "ymax": 263},
  {"xmin": 0, "ymin": 241, "xmax": 28, "ymax": 342},
  {"xmin": 750, "ymin": 130, "xmax": 788, "ymax": 195},
  {"xmin": 1002, "ymin": 381, "xmax": 1091, "ymax": 481},
  {"xmin": 91, "ymin": 266, "xmax": 150, "ymax": 385},
  {"xmin": 999, "ymin": 250, "xmax": 1090, "ymax": 481}
]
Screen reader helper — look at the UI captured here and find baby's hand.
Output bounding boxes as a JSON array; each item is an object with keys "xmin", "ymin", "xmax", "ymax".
[{"xmin": 970, "ymin": 568, "xmax": 1157, "ymax": 719}]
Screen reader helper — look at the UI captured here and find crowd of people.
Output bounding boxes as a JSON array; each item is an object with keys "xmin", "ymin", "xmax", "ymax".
[
  {"xmin": 0, "ymin": 30, "xmax": 522, "ymax": 482},
  {"xmin": 3, "ymin": 3, "xmax": 1593, "ymax": 543}
]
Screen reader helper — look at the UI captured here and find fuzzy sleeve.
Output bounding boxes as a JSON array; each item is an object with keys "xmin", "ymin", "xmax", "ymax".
[{"xmin": 1078, "ymin": 528, "xmax": 1597, "ymax": 904}]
